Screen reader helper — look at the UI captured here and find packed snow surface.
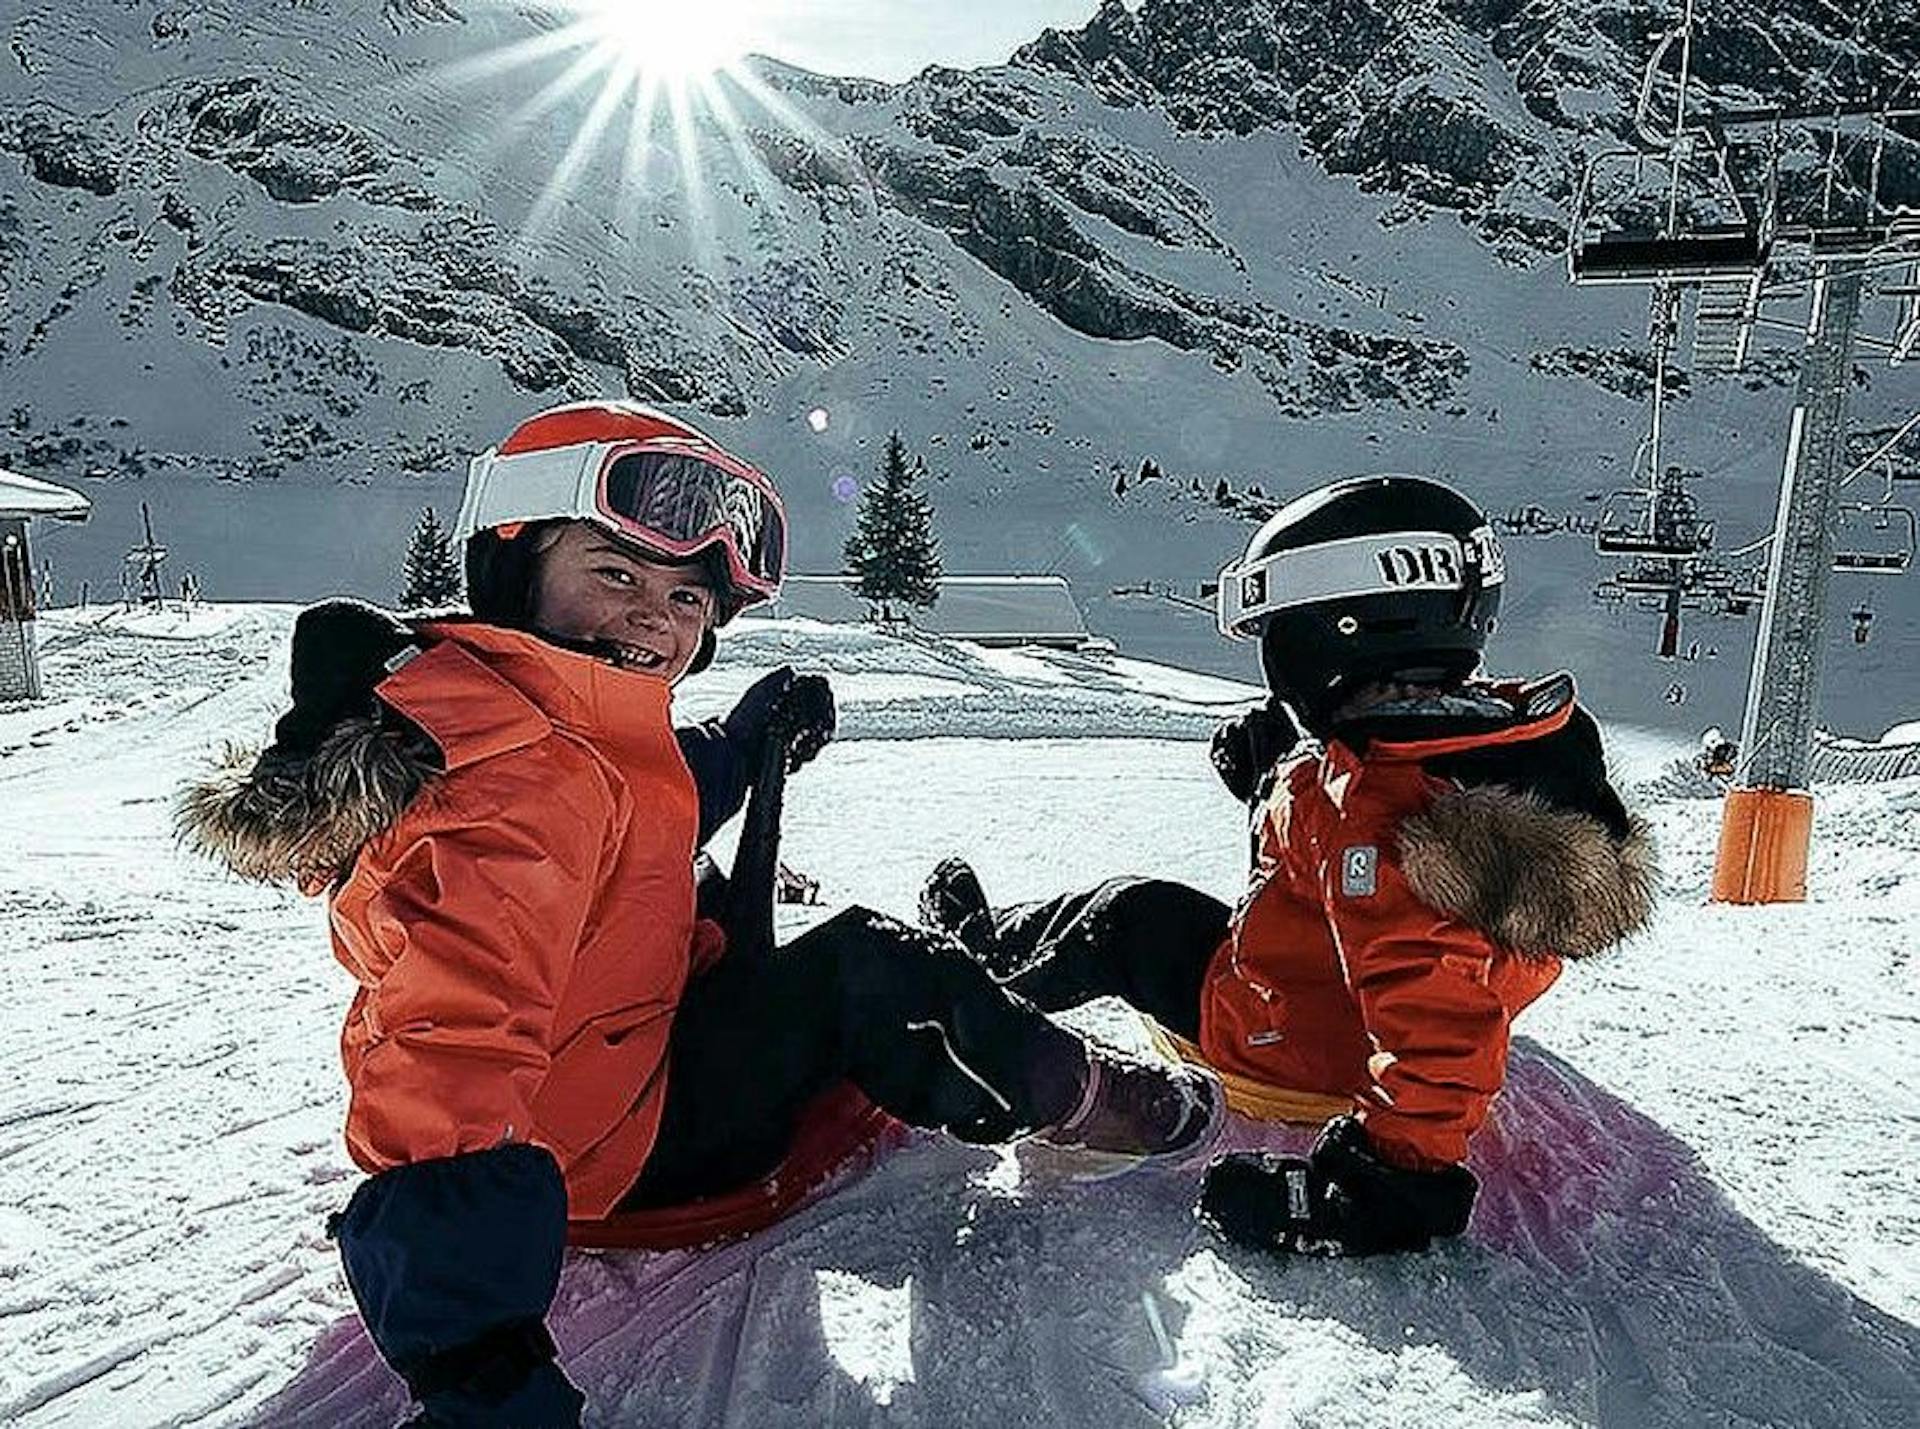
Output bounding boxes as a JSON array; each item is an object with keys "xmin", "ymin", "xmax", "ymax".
[{"xmin": 2, "ymin": 605, "xmax": 1918, "ymax": 1427}]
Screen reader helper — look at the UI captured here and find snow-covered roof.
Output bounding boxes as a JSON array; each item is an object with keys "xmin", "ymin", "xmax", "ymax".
[
  {"xmin": 772, "ymin": 574, "xmax": 1091, "ymax": 646},
  {"xmin": 1811, "ymin": 724, "xmax": 1920, "ymax": 783},
  {"xmin": 0, "ymin": 467, "xmax": 91, "ymax": 521}
]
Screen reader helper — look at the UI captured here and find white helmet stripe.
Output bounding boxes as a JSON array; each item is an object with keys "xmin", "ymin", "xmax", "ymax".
[
  {"xmin": 1217, "ymin": 527, "xmax": 1504, "ymax": 639},
  {"xmin": 455, "ymin": 442, "xmax": 610, "ymax": 542}
]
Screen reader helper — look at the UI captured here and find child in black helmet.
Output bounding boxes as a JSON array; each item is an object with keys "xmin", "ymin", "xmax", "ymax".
[{"xmin": 921, "ymin": 473, "xmax": 1657, "ymax": 1256}]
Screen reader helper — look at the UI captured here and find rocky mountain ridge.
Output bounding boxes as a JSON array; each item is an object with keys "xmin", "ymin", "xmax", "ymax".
[{"xmin": 2, "ymin": 0, "xmax": 1915, "ymax": 728}]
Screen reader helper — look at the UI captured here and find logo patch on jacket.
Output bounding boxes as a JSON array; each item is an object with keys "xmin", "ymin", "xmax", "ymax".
[{"xmin": 1340, "ymin": 845, "xmax": 1378, "ymax": 897}]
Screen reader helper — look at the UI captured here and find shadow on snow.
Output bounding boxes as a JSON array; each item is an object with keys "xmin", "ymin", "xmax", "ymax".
[{"xmin": 247, "ymin": 1039, "xmax": 1920, "ymax": 1427}]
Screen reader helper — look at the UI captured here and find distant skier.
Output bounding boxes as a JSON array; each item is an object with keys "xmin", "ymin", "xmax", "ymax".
[
  {"xmin": 1697, "ymin": 726, "xmax": 1738, "ymax": 781},
  {"xmin": 921, "ymin": 475, "xmax": 1657, "ymax": 1257},
  {"xmin": 180, "ymin": 401, "xmax": 1215, "ymax": 1427}
]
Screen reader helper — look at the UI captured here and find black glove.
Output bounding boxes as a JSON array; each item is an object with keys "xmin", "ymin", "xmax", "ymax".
[
  {"xmin": 1209, "ymin": 698, "xmax": 1301, "ymax": 805},
  {"xmin": 1198, "ymin": 1115, "xmax": 1476, "ymax": 1257},
  {"xmin": 273, "ymin": 600, "xmax": 421, "ymax": 758},
  {"xmin": 722, "ymin": 666, "xmax": 836, "ymax": 773},
  {"xmin": 333, "ymin": 1145, "xmax": 583, "ymax": 1428},
  {"xmin": 399, "ymin": 1323, "xmax": 584, "ymax": 1428}
]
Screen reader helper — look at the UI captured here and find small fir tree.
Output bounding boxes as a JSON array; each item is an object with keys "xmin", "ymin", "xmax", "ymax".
[
  {"xmin": 844, "ymin": 430, "xmax": 942, "ymax": 623},
  {"xmin": 401, "ymin": 505, "xmax": 463, "ymax": 609}
]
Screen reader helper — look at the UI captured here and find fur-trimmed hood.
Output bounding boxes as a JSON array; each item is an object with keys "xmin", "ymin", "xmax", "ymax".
[
  {"xmin": 176, "ymin": 715, "xmax": 441, "ymax": 890},
  {"xmin": 176, "ymin": 600, "xmax": 441, "ymax": 889},
  {"xmin": 1397, "ymin": 786, "xmax": 1657, "ymax": 960},
  {"xmin": 1337, "ymin": 672, "xmax": 1659, "ymax": 960}
]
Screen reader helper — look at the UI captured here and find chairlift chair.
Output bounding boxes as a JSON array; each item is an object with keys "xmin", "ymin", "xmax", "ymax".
[
  {"xmin": 1569, "ymin": 149, "xmax": 1771, "ymax": 286},
  {"xmin": 1851, "ymin": 601, "xmax": 1875, "ymax": 644},
  {"xmin": 1831, "ymin": 504, "xmax": 1916, "ymax": 574},
  {"xmin": 1612, "ymin": 560, "xmax": 1689, "ymax": 594}
]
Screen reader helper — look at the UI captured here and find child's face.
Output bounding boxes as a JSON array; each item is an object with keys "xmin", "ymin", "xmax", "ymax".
[{"xmin": 532, "ymin": 522, "xmax": 716, "ymax": 683}]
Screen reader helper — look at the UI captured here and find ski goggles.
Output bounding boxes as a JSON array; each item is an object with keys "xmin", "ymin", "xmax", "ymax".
[
  {"xmin": 459, "ymin": 437, "xmax": 788, "ymax": 603},
  {"xmin": 1217, "ymin": 526, "xmax": 1504, "ymax": 638}
]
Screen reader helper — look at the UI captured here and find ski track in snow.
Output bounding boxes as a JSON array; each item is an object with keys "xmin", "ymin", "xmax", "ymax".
[{"xmin": 1, "ymin": 606, "xmax": 1917, "ymax": 1427}]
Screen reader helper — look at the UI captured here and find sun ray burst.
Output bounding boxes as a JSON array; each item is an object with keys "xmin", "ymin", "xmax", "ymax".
[
  {"xmin": 390, "ymin": 2, "xmax": 841, "ymax": 284},
  {"xmin": 520, "ymin": 54, "xmax": 642, "ymax": 242}
]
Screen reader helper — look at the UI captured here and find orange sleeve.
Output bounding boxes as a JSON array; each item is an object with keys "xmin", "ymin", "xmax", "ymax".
[
  {"xmin": 1320, "ymin": 790, "xmax": 1510, "ymax": 1171},
  {"xmin": 345, "ymin": 774, "xmax": 608, "ymax": 1172}
]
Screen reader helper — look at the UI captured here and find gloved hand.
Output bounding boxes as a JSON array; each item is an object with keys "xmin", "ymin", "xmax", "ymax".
[
  {"xmin": 1198, "ymin": 1114, "xmax": 1476, "ymax": 1257},
  {"xmin": 722, "ymin": 666, "xmax": 836, "ymax": 773},
  {"xmin": 1209, "ymin": 697, "xmax": 1301, "ymax": 805},
  {"xmin": 400, "ymin": 1324, "xmax": 585, "ymax": 1428},
  {"xmin": 333, "ymin": 1145, "xmax": 580, "ymax": 1428},
  {"xmin": 274, "ymin": 600, "xmax": 420, "ymax": 758}
]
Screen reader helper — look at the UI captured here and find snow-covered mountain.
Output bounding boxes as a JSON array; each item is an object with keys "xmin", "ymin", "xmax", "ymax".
[
  {"xmin": 2, "ymin": 0, "xmax": 1916, "ymax": 730},
  {"xmin": 3, "ymin": 605, "xmax": 1918, "ymax": 1426}
]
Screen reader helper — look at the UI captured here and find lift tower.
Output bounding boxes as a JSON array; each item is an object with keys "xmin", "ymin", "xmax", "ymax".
[
  {"xmin": 1569, "ymin": 17, "xmax": 1919, "ymax": 899},
  {"xmin": 1714, "ymin": 252, "xmax": 1865, "ymax": 900}
]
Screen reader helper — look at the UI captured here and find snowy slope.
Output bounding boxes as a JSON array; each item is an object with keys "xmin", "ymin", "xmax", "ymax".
[
  {"xmin": 4, "ymin": 0, "xmax": 1917, "ymax": 733},
  {"xmin": 2, "ymin": 605, "xmax": 1917, "ymax": 1427}
]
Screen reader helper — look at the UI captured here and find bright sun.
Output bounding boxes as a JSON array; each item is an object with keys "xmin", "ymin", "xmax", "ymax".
[
  {"xmin": 439, "ymin": 0, "xmax": 830, "ymax": 248},
  {"xmin": 570, "ymin": 0, "xmax": 767, "ymax": 81}
]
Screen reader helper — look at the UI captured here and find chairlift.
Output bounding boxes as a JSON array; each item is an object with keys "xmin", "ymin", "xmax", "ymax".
[
  {"xmin": 1595, "ymin": 458, "xmax": 1715, "ymax": 557},
  {"xmin": 1568, "ymin": 149, "xmax": 1770, "ymax": 286},
  {"xmin": 1831, "ymin": 504, "xmax": 1916, "ymax": 574},
  {"xmin": 1595, "ymin": 513, "xmax": 1714, "ymax": 556},
  {"xmin": 1851, "ymin": 600, "xmax": 1875, "ymax": 645},
  {"xmin": 1573, "ymin": 225, "xmax": 1768, "ymax": 284},
  {"xmin": 1613, "ymin": 567, "xmax": 1679, "ymax": 595},
  {"xmin": 1712, "ymin": 564, "xmax": 1767, "ymax": 616}
]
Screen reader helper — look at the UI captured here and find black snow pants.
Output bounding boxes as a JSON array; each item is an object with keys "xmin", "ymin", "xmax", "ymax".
[
  {"xmin": 619, "ymin": 906, "xmax": 1089, "ymax": 1208},
  {"xmin": 969, "ymin": 877, "xmax": 1231, "ymax": 1042}
]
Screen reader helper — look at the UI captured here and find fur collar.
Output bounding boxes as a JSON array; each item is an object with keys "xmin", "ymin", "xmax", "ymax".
[
  {"xmin": 175, "ymin": 716, "xmax": 440, "ymax": 889},
  {"xmin": 1396, "ymin": 784, "xmax": 1656, "ymax": 960}
]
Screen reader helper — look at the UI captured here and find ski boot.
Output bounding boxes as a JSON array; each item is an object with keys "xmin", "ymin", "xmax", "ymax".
[
  {"xmin": 919, "ymin": 856, "xmax": 999, "ymax": 960},
  {"xmin": 1023, "ymin": 1044, "xmax": 1223, "ymax": 1183}
]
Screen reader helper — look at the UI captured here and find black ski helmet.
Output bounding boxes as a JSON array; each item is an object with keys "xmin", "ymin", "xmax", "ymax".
[{"xmin": 1216, "ymin": 474, "xmax": 1504, "ymax": 725}]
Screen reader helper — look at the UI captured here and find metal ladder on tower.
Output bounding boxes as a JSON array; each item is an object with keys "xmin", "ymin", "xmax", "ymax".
[{"xmin": 1692, "ymin": 270, "xmax": 1762, "ymax": 373}]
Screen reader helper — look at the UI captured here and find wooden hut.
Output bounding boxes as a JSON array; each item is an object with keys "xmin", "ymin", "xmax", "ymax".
[{"xmin": 0, "ymin": 467, "xmax": 91, "ymax": 701}]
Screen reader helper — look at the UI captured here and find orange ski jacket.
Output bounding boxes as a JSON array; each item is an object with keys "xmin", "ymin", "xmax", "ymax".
[
  {"xmin": 326, "ymin": 622, "xmax": 714, "ymax": 1219},
  {"xmin": 1198, "ymin": 678, "xmax": 1654, "ymax": 1171}
]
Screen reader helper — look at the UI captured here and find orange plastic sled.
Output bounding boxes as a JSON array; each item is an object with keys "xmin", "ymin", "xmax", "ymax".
[{"xmin": 567, "ymin": 1084, "xmax": 907, "ymax": 1251}]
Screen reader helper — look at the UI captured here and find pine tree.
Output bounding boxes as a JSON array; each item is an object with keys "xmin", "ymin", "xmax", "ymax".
[
  {"xmin": 401, "ymin": 505, "xmax": 463, "ymax": 610},
  {"xmin": 844, "ymin": 430, "xmax": 941, "ymax": 623}
]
